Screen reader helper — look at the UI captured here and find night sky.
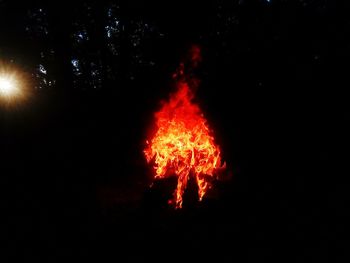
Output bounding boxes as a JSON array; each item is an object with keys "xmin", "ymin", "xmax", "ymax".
[{"xmin": 1, "ymin": 0, "xmax": 349, "ymax": 261}]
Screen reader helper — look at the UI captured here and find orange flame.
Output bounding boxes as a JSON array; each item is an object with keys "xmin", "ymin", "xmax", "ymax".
[{"xmin": 144, "ymin": 46, "xmax": 225, "ymax": 208}]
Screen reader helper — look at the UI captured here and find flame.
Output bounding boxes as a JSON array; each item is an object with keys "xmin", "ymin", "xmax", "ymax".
[{"xmin": 144, "ymin": 46, "xmax": 225, "ymax": 208}]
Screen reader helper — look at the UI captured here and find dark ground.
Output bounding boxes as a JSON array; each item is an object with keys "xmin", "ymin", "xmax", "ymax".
[{"xmin": 1, "ymin": 0, "xmax": 349, "ymax": 261}]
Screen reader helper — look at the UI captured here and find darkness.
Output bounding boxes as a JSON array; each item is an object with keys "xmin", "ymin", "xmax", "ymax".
[{"xmin": 1, "ymin": 0, "xmax": 349, "ymax": 261}]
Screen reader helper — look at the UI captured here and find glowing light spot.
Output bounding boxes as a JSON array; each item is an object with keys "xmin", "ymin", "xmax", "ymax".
[
  {"xmin": 0, "ymin": 75, "xmax": 18, "ymax": 97},
  {"xmin": 39, "ymin": 64, "xmax": 47, "ymax": 75},
  {"xmin": 0, "ymin": 69, "xmax": 27, "ymax": 104},
  {"xmin": 71, "ymin": 59, "xmax": 79, "ymax": 68}
]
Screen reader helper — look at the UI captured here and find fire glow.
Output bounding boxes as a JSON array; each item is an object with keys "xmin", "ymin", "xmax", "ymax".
[{"xmin": 144, "ymin": 46, "xmax": 225, "ymax": 208}]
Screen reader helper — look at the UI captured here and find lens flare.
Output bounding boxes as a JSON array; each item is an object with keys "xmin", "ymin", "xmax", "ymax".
[
  {"xmin": 0, "ymin": 65, "xmax": 28, "ymax": 106},
  {"xmin": 0, "ymin": 75, "xmax": 19, "ymax": 98}
]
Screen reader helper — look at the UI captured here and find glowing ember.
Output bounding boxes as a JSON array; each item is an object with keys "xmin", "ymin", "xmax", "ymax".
[{"xmin": 144, "ymin": 46, "xmax": 225, "ymax": 208}]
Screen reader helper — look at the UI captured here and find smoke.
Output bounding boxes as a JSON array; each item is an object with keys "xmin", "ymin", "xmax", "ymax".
[{"xmin": 172, "ymin": 45, "xmax": 202, "ymax": 90}]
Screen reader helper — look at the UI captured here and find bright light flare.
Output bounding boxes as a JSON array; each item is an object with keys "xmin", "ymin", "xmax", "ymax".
[
  {"xmin": 0, "ymin": 75, "xmax": 19, "ymax": 97},
  {"xmin": 0, "ymin": 67, "xmax": 27, "ymax": 105}
]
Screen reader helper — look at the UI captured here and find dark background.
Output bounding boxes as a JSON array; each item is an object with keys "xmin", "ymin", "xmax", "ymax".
[{"xmin": 1, "ymin": 0, "xmax": 349, "ymax": 261}]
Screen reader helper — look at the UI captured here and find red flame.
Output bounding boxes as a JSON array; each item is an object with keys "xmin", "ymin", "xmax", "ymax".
[{"xmin": 144, "ymin": 46, "xmax": 225, "ymax": 208}]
